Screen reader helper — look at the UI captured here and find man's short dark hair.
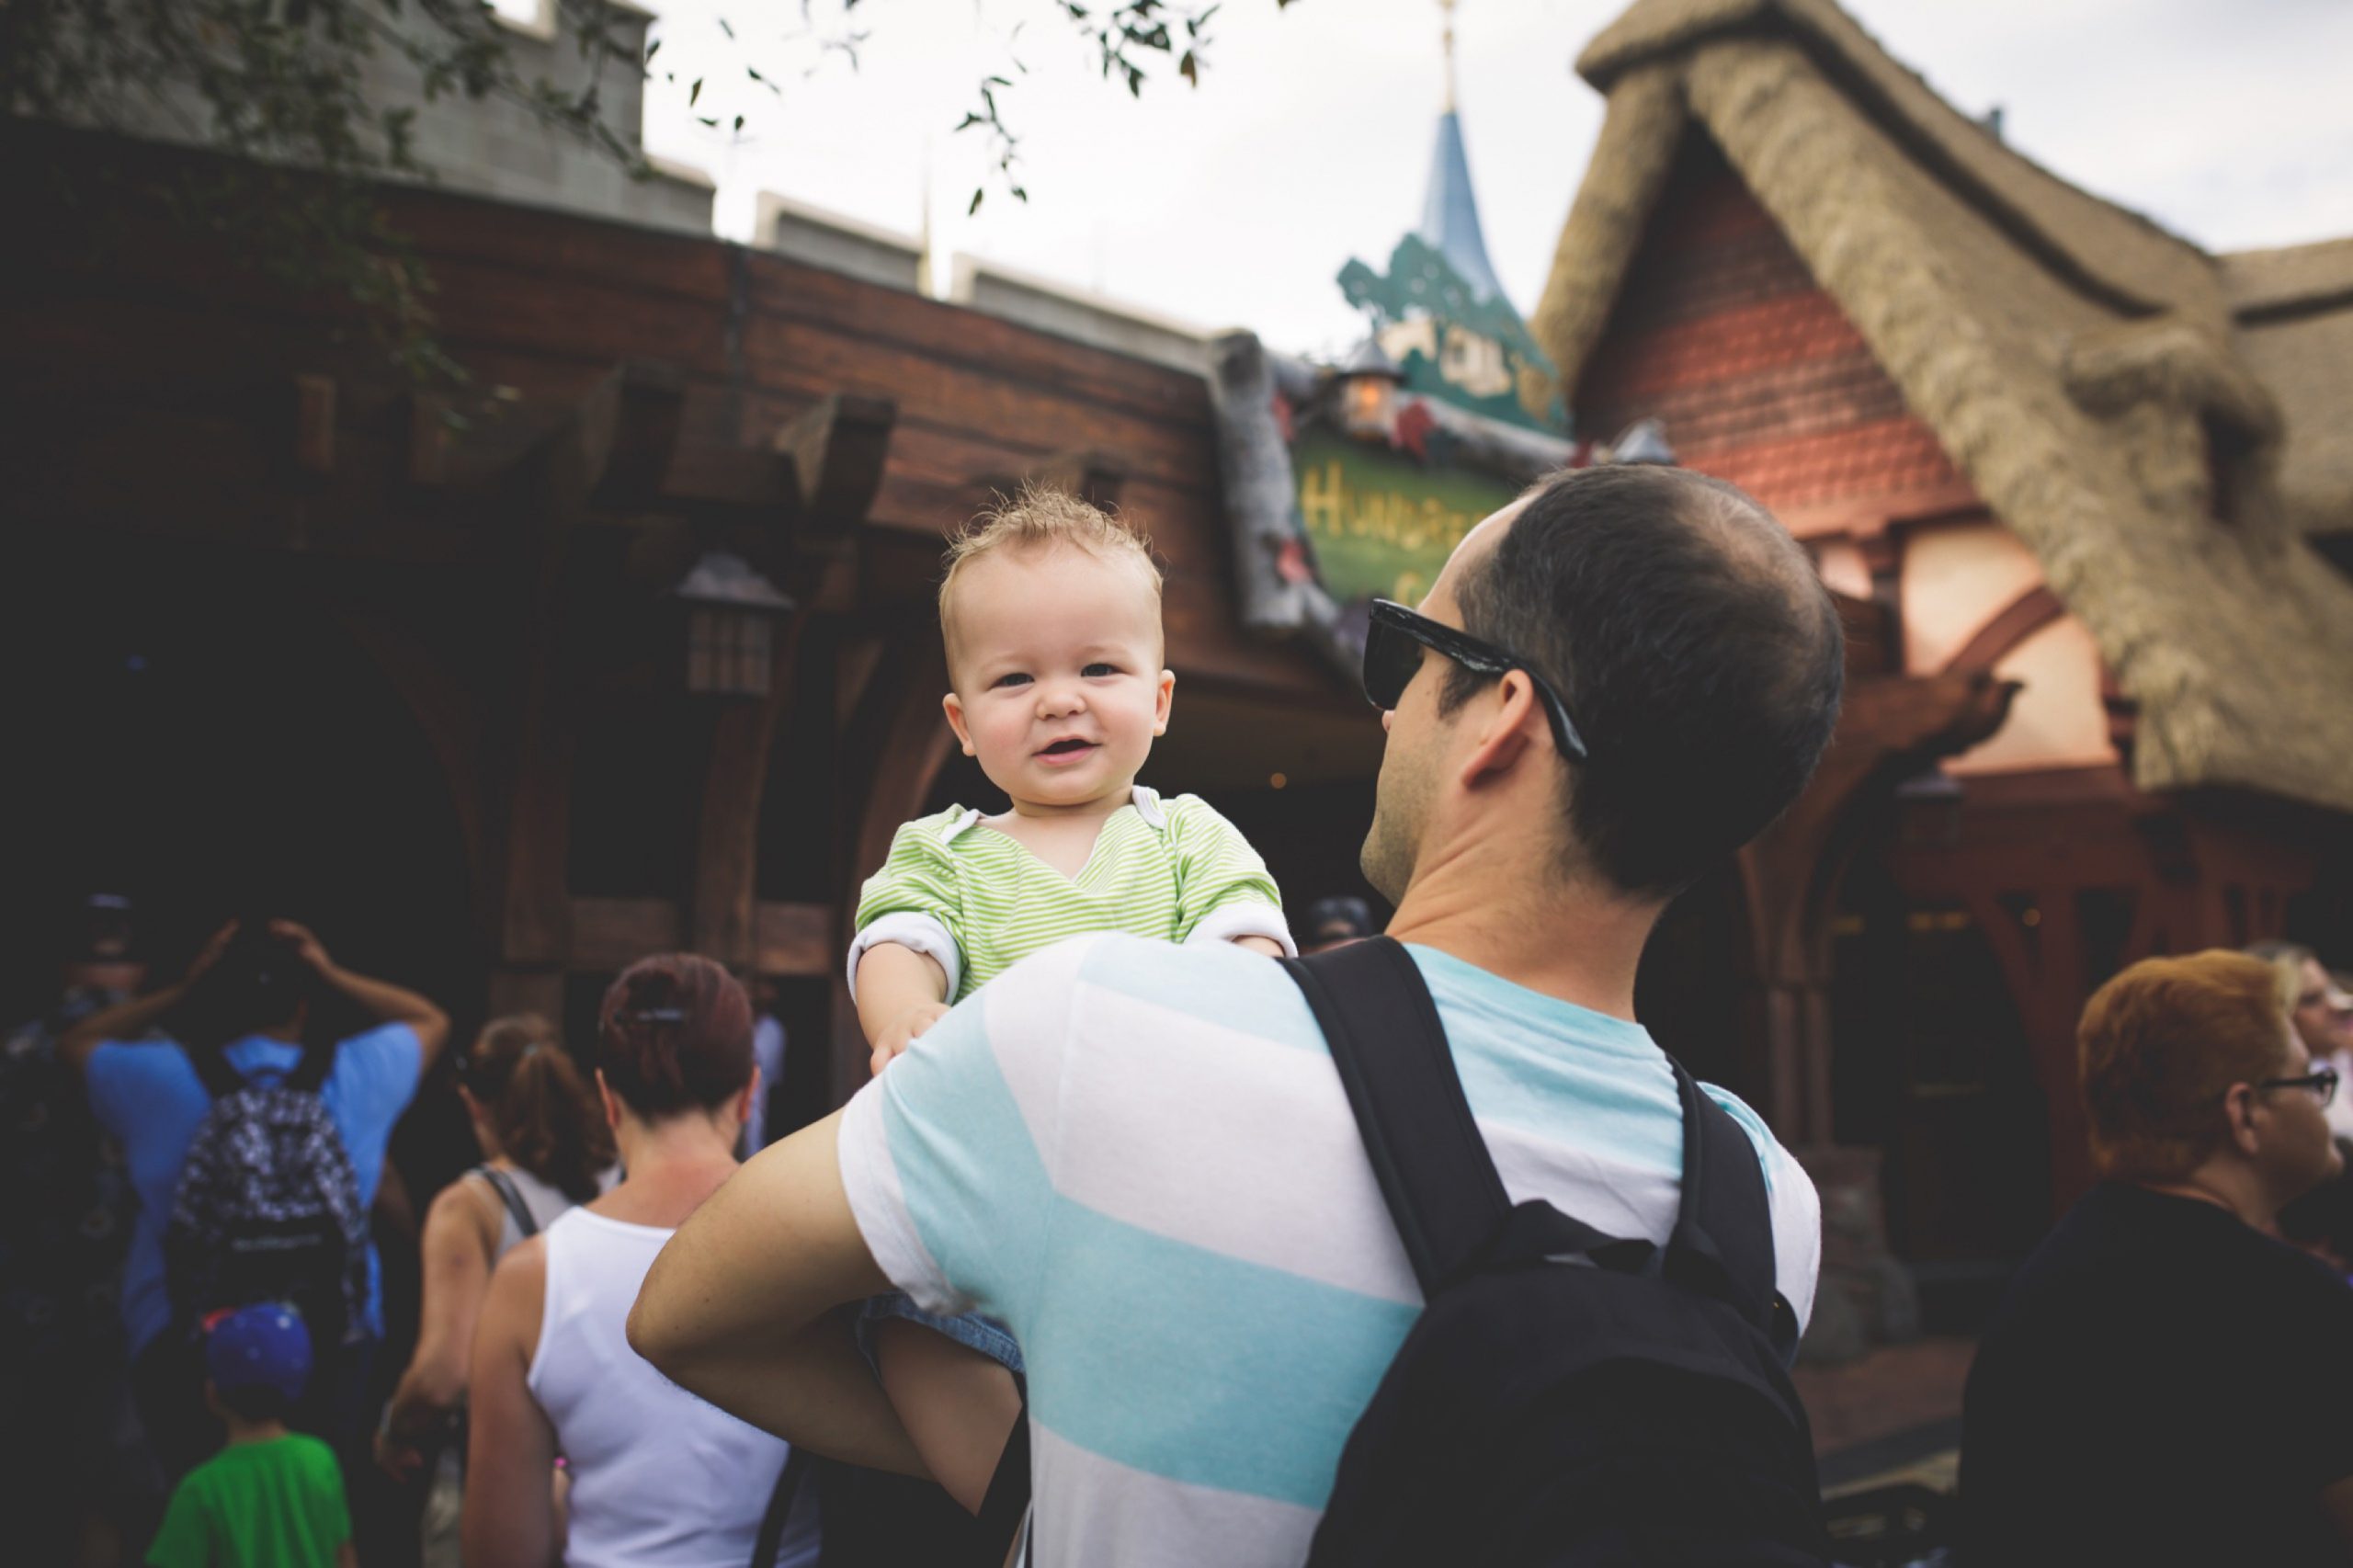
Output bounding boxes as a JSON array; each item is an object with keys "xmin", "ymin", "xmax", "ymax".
[{"xmin": 1439, "ymin": 465, "xmax": 1843, "ymax": 895}]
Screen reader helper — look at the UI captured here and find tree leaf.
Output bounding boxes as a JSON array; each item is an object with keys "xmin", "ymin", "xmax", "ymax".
[
  {"xmin": 969, "ymin": 187, "xmax": 984, "ymax": 216},
  {"xmin": 1178, "ymin": 49, "xmax": 1197, "ymax": 85},
  {"xmin": 644, "ymin": 38, "xmax": 660, "ymax": 63},
  {"xmin": 689, "ymin": 77, "xmax": 703, "ymax": 106}
]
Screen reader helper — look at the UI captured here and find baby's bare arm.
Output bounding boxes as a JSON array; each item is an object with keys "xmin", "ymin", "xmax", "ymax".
[
  {"xmin": 857, "ymin": 942, "xmax": 953, "ymax": 1074},
  {"xmin": 1232, "ymin": 936, "xmax": 1286, "ymax": 957}
]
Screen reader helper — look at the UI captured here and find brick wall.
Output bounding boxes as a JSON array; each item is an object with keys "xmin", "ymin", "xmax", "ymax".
[{"xmin": 1575, "ymin": 134, "xmax": 1966, "ymax": 518}]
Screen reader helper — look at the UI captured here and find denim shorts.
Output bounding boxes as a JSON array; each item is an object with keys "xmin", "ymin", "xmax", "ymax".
[{"xmin": 855, "ymin": 1291, "xmax": 1024, "ymax": 1375}]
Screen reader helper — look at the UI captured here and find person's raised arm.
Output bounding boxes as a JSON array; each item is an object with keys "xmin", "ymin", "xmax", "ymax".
[
  {"xmin": 462, "ymin": 1238, "xmax": 560, "ymax": 1568},
  {"xmin": 376, "ymin": 1179, "xmax": 499, "ymax": 1479},
  {"xmin": 272, "ymin": 920, "xmax": 450, "ymax": 1073},
  {"xmin": 628, "ymin": 1110, "xmax": 929, "ymax": 1478},
  {"xmin": 56, "ymin": 918, "xmax": 238, "ymax": 1075},
  {"xmin": 856, "ymin": 942, "xmax": 951, "ymax": 1077}
]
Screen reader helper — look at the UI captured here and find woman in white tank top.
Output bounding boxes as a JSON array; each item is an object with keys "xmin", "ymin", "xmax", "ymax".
[
  {"xmin": 376, "ymin": 1017, "xmax": 616, "ymax": 1564},
  {"xmin": 464, "ymin": 958, "xmax": 819, "ymax": 1568}
]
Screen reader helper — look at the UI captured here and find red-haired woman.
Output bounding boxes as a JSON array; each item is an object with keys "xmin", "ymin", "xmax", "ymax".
[
  {"xmin": 374, "ymin": 1016, "xmax": 616, "ymax": 1551},
  {"xmin": 462, "ymin": 957, "xmax": 815, "ymax": 1568},
  {"xmin": 1964, "ymin": 949, "xmax": 2353, "ymax": 1566}
]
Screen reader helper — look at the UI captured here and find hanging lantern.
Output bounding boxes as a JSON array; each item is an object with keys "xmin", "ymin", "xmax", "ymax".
[
  {"xmin": 1336, "ymin": 335, "xmax": 1406, "ymax": 443},
  {"xmin": 672, "ymin": 551, "xmax": 794, "ymax": 699}
]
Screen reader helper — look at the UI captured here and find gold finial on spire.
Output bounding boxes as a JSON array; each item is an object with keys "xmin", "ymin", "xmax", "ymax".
[{"xmin": 1439, "ymin": 0, "xmax": 1459, "ymax": 115}]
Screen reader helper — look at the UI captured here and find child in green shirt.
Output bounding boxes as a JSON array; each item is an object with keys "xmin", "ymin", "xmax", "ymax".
[
  {"xmin": 846, "ymin": 487, "xmax": 1295, "ymax": 1513},
  {"xmin": 149, "ymin": 1305, "xmax": 353, "ymax": 1568}
]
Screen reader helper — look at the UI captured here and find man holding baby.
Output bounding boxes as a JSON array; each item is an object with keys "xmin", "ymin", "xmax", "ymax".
[{"xmin": 631, "ymin": 462, "xmax": 1844, "ymax": 1568}]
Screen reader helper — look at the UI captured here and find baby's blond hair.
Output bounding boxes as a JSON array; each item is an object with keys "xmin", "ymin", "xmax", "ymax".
[{"xmin": 938, "ymin": 485, "xmax": 1164, "ymax": 650}]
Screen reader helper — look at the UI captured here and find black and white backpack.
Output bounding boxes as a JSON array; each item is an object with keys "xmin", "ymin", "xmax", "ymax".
[
  {"xmin": 1281, "ymin": 937, "xmax": 1829, "ymax": 1568},
  {"xmin": 163, "ymin": 1039, "xmax": 368, "ymax": 1353}
]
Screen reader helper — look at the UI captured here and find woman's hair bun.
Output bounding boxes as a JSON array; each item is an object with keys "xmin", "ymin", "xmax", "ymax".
[{"xmin": 596, "ymin": 954, "xmax": 752, "ymax": 1119}]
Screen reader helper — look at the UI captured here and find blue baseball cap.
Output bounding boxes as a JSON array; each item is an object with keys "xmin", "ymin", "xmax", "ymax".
[{"xmin": 204, "ymin": 1304, "xmax": 313, "ymax": 1403}]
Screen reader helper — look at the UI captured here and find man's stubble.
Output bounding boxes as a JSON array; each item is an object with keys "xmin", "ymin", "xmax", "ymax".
[{"xmin": 1360, "ymin": 720, "xmax": 1437, "ymax": 906}]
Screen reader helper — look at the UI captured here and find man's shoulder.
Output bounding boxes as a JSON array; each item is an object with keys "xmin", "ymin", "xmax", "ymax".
[
  {"xmin": 1011, "ymin": 932, "xmax": 1318, "ymax": 1044},
  {"xmin": 83, "ymin": 1037, "xmax": 200, "ymax": 1117},
  {"xmin": 313, "ymin": 1024, "xmax": 420, "ymax": 1131}
]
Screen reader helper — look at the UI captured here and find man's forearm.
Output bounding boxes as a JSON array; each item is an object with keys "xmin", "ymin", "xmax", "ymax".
[
  {"xmin": 57, "ymin": 983, "xmax": 183, "ymax": 1074},
  {"xmin": 662, "ymin": 1306, "xmax": 931, "ymax": 1479},
  {"xmin": 321, "ymin": 963, "xmax": 439, "ymax": 1028},
  {"xmin": 629, "ymin": 1113, "xmax": 922, "ymax": 1475}
]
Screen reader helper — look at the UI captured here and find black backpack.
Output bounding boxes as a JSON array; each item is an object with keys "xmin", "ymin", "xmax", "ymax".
[
  {"xmin": 1281, "ymin": 939, "xmax": 1829, "ymax": 1567},
  {"xmin": 163, "ymin": 1039, "xmax": 368, "ymax": 1355}
]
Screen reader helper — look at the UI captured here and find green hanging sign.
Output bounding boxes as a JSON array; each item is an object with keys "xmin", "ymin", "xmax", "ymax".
[{"xmin": 1292, "ymin": 428, "xmax": 1520, "ymax": 608}]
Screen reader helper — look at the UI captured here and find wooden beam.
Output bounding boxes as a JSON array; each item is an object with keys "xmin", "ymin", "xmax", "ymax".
[
  {"xmin": 1943, "ymin": 585, "xmax": 2065, "ymax": 674},
  {"xmin": 571, "ymin": 897, "xmax": 684, "ymax": 971},
  {"xmin": 690, "ymin": 617, "xmax": 802, "ymax": 967},
  {"xmin": 777, "ymin": 392, "xmax": 897, "ymax": 533},
  {"xmin": 755, "ymin": 902, "xmax": 834, "ymax": 977}
]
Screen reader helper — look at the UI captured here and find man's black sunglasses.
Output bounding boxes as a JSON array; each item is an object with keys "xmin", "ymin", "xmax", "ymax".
[{"xmin": 1361, "ymin": 599, "xmax": 1589, "ymax": 762}]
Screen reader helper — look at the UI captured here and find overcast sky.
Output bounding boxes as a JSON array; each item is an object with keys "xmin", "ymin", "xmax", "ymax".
[{"xmin": 609, "ymin": 0, "xmax": 2353, "ymax": 358}]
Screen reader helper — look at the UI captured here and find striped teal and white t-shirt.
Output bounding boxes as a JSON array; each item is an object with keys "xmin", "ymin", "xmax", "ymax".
[
  {"xmin": 836, "ymin": 934, "xmax": 1823, "ymax": 1568},
  {"xmin": 847, "ymin": 785, "xmax": 1291, "ymax": 1003}
]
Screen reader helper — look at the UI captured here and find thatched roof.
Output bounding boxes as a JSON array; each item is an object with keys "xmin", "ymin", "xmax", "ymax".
[
  {"xmin": 1535, "ymin": 0, "xmax": 2353, "ymax": 815},
  {"xmin": 2222, "ymin": 238, "xmax": 2353, "ymax": 542}
]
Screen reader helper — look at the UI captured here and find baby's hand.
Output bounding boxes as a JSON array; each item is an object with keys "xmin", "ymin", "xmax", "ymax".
[{"xmin": 871, "ymin": 1002, "xmax": 953, "ymax": 1077}]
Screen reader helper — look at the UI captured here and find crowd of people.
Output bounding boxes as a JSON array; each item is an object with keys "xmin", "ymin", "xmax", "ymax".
[{"xmin": 5, "ymin": 467, "xmax": 2352, "ymax": 1567}]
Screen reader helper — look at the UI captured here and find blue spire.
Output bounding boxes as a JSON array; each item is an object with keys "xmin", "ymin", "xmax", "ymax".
[{"xmin": 1416, "ymin": 109, "xmax": 1506, "ymax": 307}]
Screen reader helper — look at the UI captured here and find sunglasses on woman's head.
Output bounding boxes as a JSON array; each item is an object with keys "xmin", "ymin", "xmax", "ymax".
[{"xmin": 1360, "ymin": 599, "xmax": 1590, "ymax": 762}]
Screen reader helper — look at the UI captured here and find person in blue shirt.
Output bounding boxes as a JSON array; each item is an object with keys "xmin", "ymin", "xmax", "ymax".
[{"xmin": 60, "ymin": 918, "xmax": 449, "ymax": 1482}]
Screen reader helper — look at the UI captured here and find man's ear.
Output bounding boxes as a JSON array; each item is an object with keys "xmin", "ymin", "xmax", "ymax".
[
  {"xmin": 1153, "ymin": 668, "xmax": 1176, "ymax": 737},
  {"xmin": 941, "ymin": 691, "xmax": 977, "ymax": 757},
  {"xmin": 1455, "ymin": 670, "xmax": 1545, "ymax": 790}
]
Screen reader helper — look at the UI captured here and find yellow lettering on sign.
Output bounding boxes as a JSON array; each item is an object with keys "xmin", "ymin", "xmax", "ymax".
[
  {"xmin": 1299, "ymin": 460, "xmax": 1346, "ymax": 541},
  {"xmin": 1295, "ymin": 449, "xmax": 1487, "ymax": 598}
]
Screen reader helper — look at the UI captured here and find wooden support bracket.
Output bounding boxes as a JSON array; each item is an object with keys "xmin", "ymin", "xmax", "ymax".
[
  {"xmin": 973, "ymin": 448, "xmax": 1129, "ymax": 514},
  {"xmin": 404, "ymin": 359, "xmax": 683, "ymax": 505},
  {"xmin": 777, "ymin": 392, "xmax": 898, "ymax": 536}
]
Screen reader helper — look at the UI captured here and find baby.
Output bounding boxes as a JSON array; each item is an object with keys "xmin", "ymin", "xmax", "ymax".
[{"xmin": 847, "ymin": 485, "xmax": 1294, "ymax": 1510}]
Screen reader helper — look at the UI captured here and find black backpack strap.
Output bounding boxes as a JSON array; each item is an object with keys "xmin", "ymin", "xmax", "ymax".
[
  {"xmin": 1663, "ymin": 1061, "xmax": 1782, "ymax": 1336},
  {"xmin": 287, "ymin": 1033, "xmax": 339, "ymax": 1094},
  {"xmin": 474, "ymin": 1166, "xmax": 540, "ymax": 1240},
  {"xmin": 1281, "ymin": 938, "xmax": 1524, "ymax": 1296},
  {"xmin": 747, "ymin": 1445, "xmax": 813, "ymax": 1568},
  {"xmin": 976, "ymin": 1396, "xmax": 1032, "ymax": 1562}
]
